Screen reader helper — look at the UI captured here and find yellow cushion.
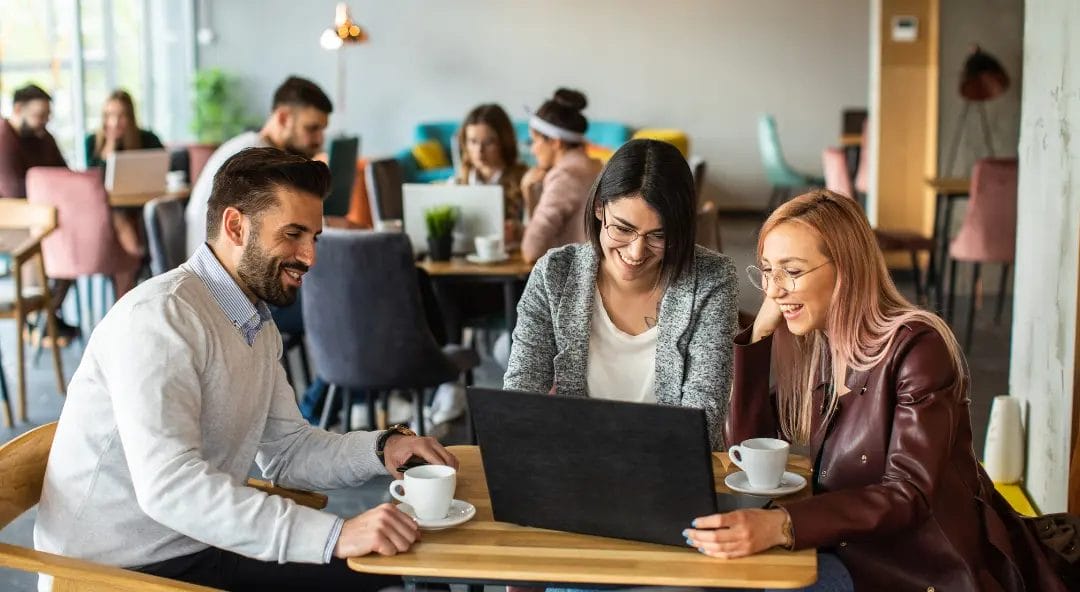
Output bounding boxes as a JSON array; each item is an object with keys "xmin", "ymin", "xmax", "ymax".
[
  {"xmin": 411, "ymin": 139, "xmax": 450, "ymax": 170},
  {"xmin": 632, "ymin": 128, "xmax": 690, "ymax": 157},
  {"xmin": 995, "ymin": 482, "xmax": 1038, "ymax": 517},
  {"xmin": 585, "ymin": 142, "xmax": 615, "ymax": 164}
]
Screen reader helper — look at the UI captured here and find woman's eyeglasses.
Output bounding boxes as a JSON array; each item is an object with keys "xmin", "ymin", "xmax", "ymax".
[
  {"xmin": 746, "ymin": 260, "xmax": 831, "ymax": 292},
  {"xmin": 602, "ymin": 207, "xmax": 665, "ymax": 249}
]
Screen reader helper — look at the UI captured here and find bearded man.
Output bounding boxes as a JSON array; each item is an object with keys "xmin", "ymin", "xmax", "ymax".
[{"xmin": 35, "ymin": 147, "xmax": 457, "ymax": 591}]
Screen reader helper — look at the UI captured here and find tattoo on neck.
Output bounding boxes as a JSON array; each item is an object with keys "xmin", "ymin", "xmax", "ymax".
[{"xmin": 644, "ymin": 301, "xmax": 661, "ymax": 329}]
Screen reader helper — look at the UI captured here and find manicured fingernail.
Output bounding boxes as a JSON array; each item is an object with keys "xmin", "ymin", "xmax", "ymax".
[
  {"xmin": 691, "ymin": 519, "xmax": 698, "ymax": 527},
  {"xmin": 681, "ymin": 529, "xmax": 689, "ymax": 537},
  {"xmin": 698, "ymin": 548, "xmax": 706, "ymax": 554},
  {"xmin": 685, "ymin": 538, "xmax": 694, "ymax": 546}
]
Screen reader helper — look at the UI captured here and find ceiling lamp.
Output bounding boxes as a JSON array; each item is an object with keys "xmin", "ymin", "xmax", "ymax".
[{"xmin": 320, "ymin": 3, "xmax": 368, "ymax": 50}]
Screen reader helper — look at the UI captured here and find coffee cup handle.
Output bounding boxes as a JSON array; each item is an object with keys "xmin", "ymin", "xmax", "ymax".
[
  {"xmin": 388, "ymin": 480, "xmax": 408, "ymax": 504},
  {"xmin": 728, "ymin": 445, "xmax": 746, "ymax": 471}
]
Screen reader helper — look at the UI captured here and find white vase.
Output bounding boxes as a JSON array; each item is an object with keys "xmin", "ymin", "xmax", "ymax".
[{"xmin": 983, "ymin": 395, "xmax": 1025, "ymax": 483}]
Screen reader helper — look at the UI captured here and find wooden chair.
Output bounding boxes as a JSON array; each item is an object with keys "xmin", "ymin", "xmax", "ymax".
[
  {"xmin": 0, "ymin": 199, "xmax": 66, "ymax": 426},
  {"xmin": 0, "ymin": 422, "xmax": 328, "ymax": 591}
]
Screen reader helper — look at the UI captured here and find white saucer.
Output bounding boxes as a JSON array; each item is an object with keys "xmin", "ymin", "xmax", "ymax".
[
  {"xmin": 465, "ymin": 252, "xmax": 510, "ymax": 264},
  {"xmin": 397, "ymin": 499, "xmax": 476, "ymax": 530},
  {"xmin": 724, "ymin": 471, "xmax": 807, "ymax": 496}
]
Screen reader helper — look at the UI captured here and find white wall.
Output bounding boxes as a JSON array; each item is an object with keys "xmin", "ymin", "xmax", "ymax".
[
  {"xmin": 1010, "ymin": 0, "xmax": 1080, "ymax": 513},
  {"xmin": 195, "ymin": 0, "xmax": 869, "ymax": 210}
]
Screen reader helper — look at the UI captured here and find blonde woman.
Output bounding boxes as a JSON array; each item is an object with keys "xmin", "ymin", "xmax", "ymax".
[
  {"xmin": 686, "ymin": 191, "xmax": 1065, "ymax": 591},
  {"xmin": 453, "ymin": 103, "xmax": 527, "ymax": 243},
  {"xmin": 85, "ymin": 89, "xmax": 162, "ymax": 168}
]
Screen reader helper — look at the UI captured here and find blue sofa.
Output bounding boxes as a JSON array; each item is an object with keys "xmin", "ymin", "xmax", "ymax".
[{"xmin": 395, "ymin": 120, "xmax": 633, "ymax": 183}]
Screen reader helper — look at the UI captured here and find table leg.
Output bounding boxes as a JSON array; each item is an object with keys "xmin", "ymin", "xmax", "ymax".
[
  {"xmin": 933, "ymin": 193, "xmax": 949, "ymax": 312},
  {"xmin": 503, "ymin": 280, "xmax": 518, "ymax": 335}
]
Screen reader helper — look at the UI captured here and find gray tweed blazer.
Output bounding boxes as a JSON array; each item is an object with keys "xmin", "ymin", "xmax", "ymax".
[{"xmin": 503, "ymin": 243, "xmax": 738, "ymax": 449}]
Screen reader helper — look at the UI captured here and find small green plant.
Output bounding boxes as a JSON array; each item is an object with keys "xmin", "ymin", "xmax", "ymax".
[
  {"xmin": 190, "ymin": 68, "xmax": 257, "ymax": 144},
  {"xmin": 424, "ymin": 205, "xmax": 458, "ymax": 238}
]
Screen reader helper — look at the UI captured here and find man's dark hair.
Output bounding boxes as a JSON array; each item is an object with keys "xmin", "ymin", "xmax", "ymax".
[
  {"xmin": 584, "ymin": 139, "xmax": 697, "ymax": 286},
  {"xmin": 271, "ymin": 76, "xmax": 333, "ymax": 114},
  {"xmin": 206, "ymin": 147, "xmax": 331, "ymax": 240},
  {"xmin": 13, "ymin": 84, "xmax": 52, "ymax": 105}
]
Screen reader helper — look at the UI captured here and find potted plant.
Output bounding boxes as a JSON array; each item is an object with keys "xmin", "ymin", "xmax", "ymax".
[
  {"xmin": 190, "ymin": 68, "xmax": 257, "ymax": 144},
  {"xmin": 424, "ymin": 205, "xmax": 458, "ymax": 261}
]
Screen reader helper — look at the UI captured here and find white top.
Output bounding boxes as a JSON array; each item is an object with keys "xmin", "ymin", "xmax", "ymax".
[
  {"xmin": 586, "ymin": 288, "xmax": 659, "ymax": 403},
  {"xmin": 34, "ymin": 251, "xmax": 385, "ymax": 583},
  {"xmin": 184, "ymin": 131, "xmax": 269, "ymax": 256}
]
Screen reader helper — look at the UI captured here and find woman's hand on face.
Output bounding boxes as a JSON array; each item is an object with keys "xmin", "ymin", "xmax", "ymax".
[
  {"xmin": 751, "ymin": 296, "xmax": 783, "ymax": 343},
  {"xmin": 685, "ymin": 509, "xmax": 789, "ymax": 559}
]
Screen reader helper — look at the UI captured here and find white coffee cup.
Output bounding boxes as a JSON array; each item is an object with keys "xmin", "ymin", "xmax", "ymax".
[
  {"xmin": 474, "ymin": 235, "xmax": 503, "ymax": 261},
  {"xmin": 728, "ymin": 437, "xmax": 790, "ymax": 490},
  {"xmin": 165, "ymin": 170, "xmax": 187, "ymax": 192},
  {"xmin": 388, "ymin": 464, "xmax": 456, "ymax": 520},
  {"xmin": 374, "ymin": 218, "xmax": 403, "ymax": 233}
]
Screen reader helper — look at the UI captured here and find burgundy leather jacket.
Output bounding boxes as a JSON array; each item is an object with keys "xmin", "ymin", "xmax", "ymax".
[{"xmin": 727, "ymin": 322, "xmax": 1064, "ymax": 591}]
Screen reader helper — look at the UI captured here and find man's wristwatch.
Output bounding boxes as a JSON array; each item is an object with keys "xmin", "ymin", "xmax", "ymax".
[{"xmin": 375, "ymin": 424, "xmax": 416, "ymax": 460}]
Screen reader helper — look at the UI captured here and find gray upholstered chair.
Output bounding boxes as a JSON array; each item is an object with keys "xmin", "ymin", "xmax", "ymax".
[
  {"xmin": 302, "ymin": 229, "xmax": 478, "ymax": 434},
  {"xmin": 364, "ymin": 158, "xmax": 404, "ymax": 223},
  {"xmin": 143, "ymin": 195, "xmax": 188, "ymax": 276}
]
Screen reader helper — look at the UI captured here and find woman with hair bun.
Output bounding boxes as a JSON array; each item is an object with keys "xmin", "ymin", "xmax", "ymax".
[{"xmin": 520, "ymin": 88, "xmax": 602, "ymax": 263}]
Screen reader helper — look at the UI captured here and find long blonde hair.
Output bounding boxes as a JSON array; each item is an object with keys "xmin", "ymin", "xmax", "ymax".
[
  {"xmin": 93, "ymin": 89, "xmax": 142, "ymax": 158},
  {"xmin": 759, "ymin": 190, "xmax": 967, "ymax": 444}
]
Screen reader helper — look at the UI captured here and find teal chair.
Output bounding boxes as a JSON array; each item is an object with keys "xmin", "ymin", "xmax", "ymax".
[{"xmin": 758, "ymin": 114, "xmax": 825, "ymax": 212}]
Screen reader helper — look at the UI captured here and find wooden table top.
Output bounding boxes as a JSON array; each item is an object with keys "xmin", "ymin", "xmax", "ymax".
[
  {"xmin": 925, "ymin": 177, "xmax": 972, "ymax": 196},
  {"xmin": 417, "ymin": 253, "xmax": 533, "ymax": 278},
  {"xmin": 108, "ymin": 188, "xmax": 190, "ymax": 208},
  {"xmin": 348, "ymin": 446, "xmax": 817, "ymax": 588}
]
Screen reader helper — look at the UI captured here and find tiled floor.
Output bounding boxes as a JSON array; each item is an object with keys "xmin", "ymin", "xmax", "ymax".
[{"xmin": 0, "ymin": 217, "xmax": 1012, "ymax": 590}]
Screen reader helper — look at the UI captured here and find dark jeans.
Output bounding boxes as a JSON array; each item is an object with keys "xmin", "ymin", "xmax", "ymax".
[{"xmin": 132, "ymin": 546, "xmax": 403, "ymax": 591}]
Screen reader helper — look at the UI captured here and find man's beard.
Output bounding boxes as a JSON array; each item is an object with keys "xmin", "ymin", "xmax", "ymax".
[
  {"xmin": 236, "ymin": 238, "xmax": 308, "ymax": 307},
  {"xmin": 17, "ymin": 122, "xmax": 43, "ymax": 138}
]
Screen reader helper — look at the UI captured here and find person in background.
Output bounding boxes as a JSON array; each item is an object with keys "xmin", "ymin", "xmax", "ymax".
[
  {"xmin": 504, "ymin": 139, "xmax": 738, "ymax": 450},
  {"xmin": 452, "ymin": 103, "xmax": 527, "ymax": 244},
  {"xmin": 185, "ymin": 75, "xmax": 332, "ymax": 256},
  {"xmin": 685, "ymin": 190, "xmax": 1067, "ymax": 591},
  {"xmin": 84, "ymin": 89, "xmax": 163, "ymax": 168},
  {"xmin": 520, "ymin": 88, "xmax": 602, "ymax": 263},
  {"xmin": 0, "ymin": 84, "xmax": 80, "ymax": 343}
]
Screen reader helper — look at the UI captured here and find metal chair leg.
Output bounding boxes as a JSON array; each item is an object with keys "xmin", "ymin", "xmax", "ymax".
[
  {"xmin": 946, "ymin": 257, "xmax": 959, "ymax": 323},
  {"xmin": 909, "ymin": 250, "xmax": 925, "ymax": 304},
  {"xmin": 365, "ymin": 390, "xmax": 378, "ymax": 430},
  {"xmin": 0, "ymin": 347, "xmax": 12, "ymax": 428},
  {"xmin": 965, "ymin": 263, "xmax": 982, "ymax": 351},
  {"xmin": 341, "ymin": 389, "xmax": 354, "ymax": 433},
  {"xmin": 995, "ymin": 263, "xmax": 1011, "ymax": 324},
  {"xmin": 297, "ymin": 341, "xmax": 312, "ymax": 387},
  {"xmin": 379, "ymin": 390, "xmax": 390, "ymax": 429},
  {"xmin": 319, "ymin": 384, "xmax": 339, "ymax": 430}
]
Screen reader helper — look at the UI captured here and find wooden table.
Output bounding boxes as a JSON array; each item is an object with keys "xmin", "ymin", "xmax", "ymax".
[
  {"xmin": 925, "ymin": 177, "xmax": 972, "ymax": 311},
  {"xmin": 417, "ymin": 253, "xmax": 534, "ymax": 333},
  {"xmin": 349, "ymin": 446, "xmax": 817, "ymax": 589},
  {"xmin": 108, "ymin": 188, "xmax": 190, "ymax": 209}
]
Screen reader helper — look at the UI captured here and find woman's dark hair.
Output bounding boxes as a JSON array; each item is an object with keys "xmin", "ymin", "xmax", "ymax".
[
  {"xmin": 584, "ymin": 139, "xmax": 697, "ymax": 286},
  {"xmin": 206, "ymin": 147, "xmax": 331, "ymax": 240},
  {"xmin": 533, "ymin": 88, "xmax": 588, "ymax": 147},
  {"xmin": 457, "ymin": 103, "xmax": 519, "ymax": 169}
]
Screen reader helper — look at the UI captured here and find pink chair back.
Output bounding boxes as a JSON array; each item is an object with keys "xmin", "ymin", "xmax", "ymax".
[
  {"xmin": 25, "ymin": 167, "xmax": 137, "ymax": 279},
  {"xmin": 188, "ymin": 144, "xmax": 218, "ymax": 187},
  {"xmin": 822, "ymin": 147, "xmax": 855, "ymax": 199},
  {"xmin": 948, "ymin": 158, "xmax": 1018, "ymax": 263}
]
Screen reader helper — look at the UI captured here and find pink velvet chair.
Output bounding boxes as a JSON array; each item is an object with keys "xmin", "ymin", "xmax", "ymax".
[
  {"xmin": 823, "ymin": 147, "xmax": 936, "ymax": 303},
  {"xmin": 25, "ymin": 168, "xmax": 142, "ymax": 330},
  {"xmin": 945, "ymin": 157, "xmax": 1018, "ymax": 349}
]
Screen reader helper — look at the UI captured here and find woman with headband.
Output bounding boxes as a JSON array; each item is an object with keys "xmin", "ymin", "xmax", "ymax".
[{"xmin": 520, "ymin": 88, "xmax": 603, "ymax": 263}]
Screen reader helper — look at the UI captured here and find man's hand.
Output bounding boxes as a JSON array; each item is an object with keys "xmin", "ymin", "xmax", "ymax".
[
  {"xmin": 333, "ymin": 503, "xmax": 419, "ymax": 558},
  {"xmin": 382, "ymin": 434, "xmax": 458, "ymax": 478}
]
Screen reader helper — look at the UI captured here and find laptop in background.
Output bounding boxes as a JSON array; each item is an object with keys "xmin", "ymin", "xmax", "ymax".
[
  {"xmin": 467, "ymin": 387, "xmax": 757, "ymax": 547},
  {"xmin": 402, "ymin": 184, "xmax": 503, "ymax": 256},
  {"xmin": 105, "ymin": 148, "xmax": 169, "ymax": 195}
]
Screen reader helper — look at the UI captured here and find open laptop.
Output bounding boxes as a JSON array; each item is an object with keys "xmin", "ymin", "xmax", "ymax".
[
  {"xmin": 466, "ymin": 387, "xmax": 770, "ymax": 547},
  {"xmin": 105, "ymin": 148, "xmax": 170, "ymax": 195},
  {"xmin": 402, "ymin": 184, "xmax": 503, "ymax": 255}
]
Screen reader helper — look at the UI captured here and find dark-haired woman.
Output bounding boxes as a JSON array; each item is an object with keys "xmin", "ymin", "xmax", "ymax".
[
  {"xmin": 520, "ymin": 88, "xmax": 603, "ymax": 263},
  {"xmin": 453, "ymin": 103, "xmax": 528, "ymax": 243},
  {"xmin": 504, "ymin": 139, "xmax": 738, "ymax": 449}
]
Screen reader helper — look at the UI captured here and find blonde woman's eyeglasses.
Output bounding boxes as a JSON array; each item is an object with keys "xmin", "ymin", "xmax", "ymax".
[{"xmin": 746, "ymin": 261, "xmax": 832, "ymax": 293}]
